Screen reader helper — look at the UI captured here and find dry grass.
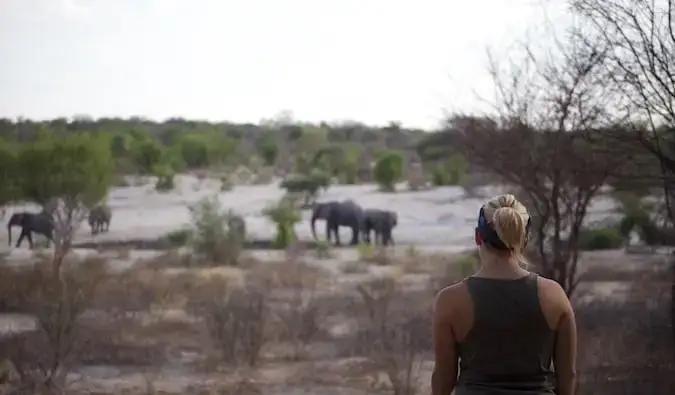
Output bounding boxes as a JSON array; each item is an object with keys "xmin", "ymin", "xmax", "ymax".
[{"xmin": 575, "ymin": 267, "xmax": 675, "ymax": 394}]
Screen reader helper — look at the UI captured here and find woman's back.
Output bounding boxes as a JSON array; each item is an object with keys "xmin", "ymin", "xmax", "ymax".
[
  {"xmin": 456, "ymin": 273, "xmax": 556, "ymax": 394},
  {"xmin": 432, "ymin": 195, "xmax": 577, "ymax": 395}
]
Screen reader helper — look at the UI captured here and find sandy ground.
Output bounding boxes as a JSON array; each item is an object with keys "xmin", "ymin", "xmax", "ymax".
[{"xmin": 0, "ymin": 174, "xmax": 619, "ymax": 251}]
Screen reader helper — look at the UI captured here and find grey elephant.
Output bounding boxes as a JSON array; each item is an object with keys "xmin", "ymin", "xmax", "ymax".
[
  {"xmin": 88, "ymin": 204, "xmax": 112, "ymax": 235},
  {"xmin": 7, "ymin": 211, "xmax": 54, "ymax": 249},
  {"xmin": 227, "ymin": 214, "xmax": 246, "ymax": 240},
  {"xmin": 311, "ymin": 200, "xmax": 364, "ymax": 246},
  {"xmin": 362, "ymin": 209, "xmax": 398, "ymax": 246}
]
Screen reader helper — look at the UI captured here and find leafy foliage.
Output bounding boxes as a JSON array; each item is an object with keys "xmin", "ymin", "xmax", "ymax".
[{"xmin": 373, "ymin": 151, "xmax": 404, "ymax": 192}]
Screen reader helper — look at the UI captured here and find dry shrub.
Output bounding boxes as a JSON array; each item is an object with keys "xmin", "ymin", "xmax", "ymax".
[
  {"xmin": 357, "ymin": 244, "xmax": 392, "ymax": 265},
  {"xmin": 340, "ymin": 260, "xmax": 371, "ymax": 274},
  {"xmin": 187, "ymin": 276, "xmax": 271, "ymax": 367},
  {"xmin": 354, "ymin": 277, "xmax": 426, "ymax": 395},
  {"xmin": 0, "ymin": 256, "xmax": 107, "ymax": 394},
  {"xmin": 397, "ymin": 247, "xmax": 458, "ymax": 275},
  {"xmin": 142, "ymin": 249, "xmax": 190, "ymax": 269},
  {"xmin": 575, "ymin": 266, "xmax": 675, "ymax": 395},
  {"xmin": 274, "ymin": 260, "xmax": 328, "ymax": 360},
  {"xmin": 427, "ymin": 252, "xmax": 478, "ymax": 293},
  {"xmin": 249, "ymin": 259, "xmax": 331, "ymax": 289}
]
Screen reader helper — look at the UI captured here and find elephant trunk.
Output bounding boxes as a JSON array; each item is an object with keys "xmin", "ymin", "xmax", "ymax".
[{"xmin": 7, "ymin": 222, "xmax": 11, "ymax": 246}]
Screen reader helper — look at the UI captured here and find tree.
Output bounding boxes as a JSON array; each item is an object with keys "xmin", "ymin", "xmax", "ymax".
[
  {"xmin": 373, "ymin": 151, "xmax": 404, "ymax": 192},
  {"xmin": 130, "ymin": 137, "xmax": 165, "ymax": 175},
  {"xmin": 174, "ymin": 133, "xmax": 213, "ymax": 168},
  {"xmin": 259, "ymin": 134, "xmax": 279, "ymax": 166},
  {"xmin": 17, "ymin": 131, "xmax": 114, "ymax": 271},
  {"xmin": 0, "ymin": 141, "xmax": 19, "ymax": 211},
  {"xmin": 453, "ymin": 28, "xmax": 625, "ymax": 295},
  {"xmin": 572, "ymin": 0, "xmax": 675, "ymax": 220}
]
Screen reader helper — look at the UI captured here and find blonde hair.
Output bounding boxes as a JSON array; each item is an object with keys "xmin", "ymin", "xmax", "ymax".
[{"xmin": 481, "ymin": 194, "xmax": 530, "ymax": 253}]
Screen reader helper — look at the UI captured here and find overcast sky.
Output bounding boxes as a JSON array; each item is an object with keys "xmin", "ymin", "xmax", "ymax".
[{"xmin": 0, "ymin": 0, "xmax": 566, "ymax": 129}]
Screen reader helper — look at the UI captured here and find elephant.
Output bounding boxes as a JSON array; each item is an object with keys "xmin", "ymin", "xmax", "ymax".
[
  {"xmin": 7, "ymin": 211, "xmax": 54, "ymax": 249},
  {"xmin": 311, "ymin": 200, "xmax": 364, "ymax": 246},
  {"xmin": 88, "ymin": 204, "xmax": 112, "ymax": 235},
  {"xmin": 227, "ymin": 214, "xmax": 247, "ymax": 240},
  {"xmin": 362, "ymin": 209, "xmax": 398, "ymax": 246}
]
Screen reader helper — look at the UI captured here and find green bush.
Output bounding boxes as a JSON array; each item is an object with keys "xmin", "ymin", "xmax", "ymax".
[
  {"xmin": 188, "ymin": 195, "xmax": 246, "ymax": 265},
  {"xmin": 161, "ymin": 228, "xmax": 193, "ymax": 247},
  {"xmin": 153, "ymin": 164, "xmax": 175, "ymax": 192},
  {"xmin": 373, "ymin": 151, "xmax": 404, "ymax": 192},
  {"xmin": 431, "ymin": 165, "xmax": 450, "ymax": 186},
  {"xmin": 263, "ymin": 197, "xmax": 302, "ymax": 249},
  {"xmin": 280, "ymin": 170, "xmax": 330, "ymax": 206},
  {"xmin": 430, "ymin": 154, "xmax": 467, "ymax": 187},
  {"xmin": 578, "ymin": 228, "xmax": 624, "ymax": 250}
]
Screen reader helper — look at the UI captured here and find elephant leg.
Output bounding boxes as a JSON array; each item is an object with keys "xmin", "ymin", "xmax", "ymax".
[
  {"xmin": 325, "ymin": 222, "xmax": 332, "ymax": 242},
  {"xmin": 15, "ymin": 230, "xmax": 24, "ymax": 248},
  {"xmin": 350, "ymin": 225, "xmax": 359, "ymax": 245},
  {"xmin": 332, "ymin": 224, "xmax": 341, "ymax": 246},
  {"xmin": 16, "ymin": 229, "xmax": 30, "ymax": 248},
  {"xmin": 26, "ymin": 231, "xmax": 34, "ymax": 249},
  {"xmin": 374, "ymin": 230, "xmax": 382, "ymax": 246},
  {"xmin": 382, "ymin": 229, "xmax": 392, "ymax": 246}
]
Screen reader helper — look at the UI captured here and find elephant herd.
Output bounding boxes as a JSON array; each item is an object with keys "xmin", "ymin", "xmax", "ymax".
[
  {"xmin": 6, "ymin": 204, "xmax": 112, "ymax": 249},
  {"xmin": 3, "ymin": 198, "xmax": 396, "ymax": 250},
  {"xmin": 311, "ymin": 199, "xmax": 398, "ymax": 246}
]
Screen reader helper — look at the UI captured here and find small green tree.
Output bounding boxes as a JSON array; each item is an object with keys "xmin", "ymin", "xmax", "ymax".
[
  {"xmin": 174, "ymin": 133, "xmax": 213, "ymax": 169},
  {"xmin": 431, "ymin": 154, "xmax": 467, "ymax": 186},
  {"xmin": 263, "ymin": 197, "xmax": 302, "ymax": 249},
  {"xmin": 130, "ymin": 137, "xmax": 165, "ymax": 174},
  {"xmin": 280, "ymin": 170, "xmax": 331, "ymax": 206},
  {"xmin": 17, "ymin": 131, "xmax": 114, "ymax": 270},
  {"xmin": 153, "ymin": 163, "xmax": 175, "ymax": 192},
  {"xmin": 188, "ymin": 195, "xmax": 246, "ymax": 266},
  {"xmin": 259, "ymin": 134, "xmax": 279, "ymax": 166},
  {"xmin": 447, "ymin": 154, "xmax": 468, "ymax": 185},
  {"xmin": 0, "ymin": 141, "xmax": 19, "ymax": 211},
  {"xmin": 373, "ymin": 151, "xmax": 404, "ymax": 192}
]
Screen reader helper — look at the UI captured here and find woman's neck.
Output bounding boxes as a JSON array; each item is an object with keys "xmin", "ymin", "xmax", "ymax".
[{"xmin": 475, "ymin": 255, "xmax": 528, "ymax": 279}]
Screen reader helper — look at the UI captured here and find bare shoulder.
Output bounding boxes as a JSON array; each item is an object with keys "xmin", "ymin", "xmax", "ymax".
[
  {"xmin": 435, "ymin": 281, "xmax": 468, "ymax": 311},
  {"xmin": 536, "ymin": 276, "xmax": 568, "ymax": 299},
  {"xmin": 535, "ymin": 275, "xmax": 573, "ymax": 316}
]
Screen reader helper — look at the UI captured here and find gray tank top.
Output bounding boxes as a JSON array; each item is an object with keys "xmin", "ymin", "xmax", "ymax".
[{"xmin": 456, "ymin": 272, "xmax": 557, "ymax": 395}]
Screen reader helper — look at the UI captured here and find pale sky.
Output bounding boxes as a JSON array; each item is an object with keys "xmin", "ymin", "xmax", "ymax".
[{"xmin": 0, "ymin": 0, "xmax": 562, "ymax": 129}]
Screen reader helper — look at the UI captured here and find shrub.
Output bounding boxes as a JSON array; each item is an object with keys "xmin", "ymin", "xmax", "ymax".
[
  {"xmin": 153, "ymin": 164, "xmax": 175, "ymax": 191},
  {"xmin": 428, "ymin": 252, "xmax": 478, "ymax": 292},
  {"xmin": 314, "ymin": 240, "xmax": 333, "ymax": 259},
  {"xmin": 373, "ymin": 151, "xmax": 404, "ymax": 192},
  {"xmin": 188, "ymin": 195, "xmax": 246, "ymax": 265},
  {"xmin": 220, "ymin": 174, "xmax": 234, "ymax": 191},
  {"xmin": 280, "ymin": 170, "xmax": 330, "ymax": 206},
  {"xmin": 355, "ymin": 278, "xmax": 425, "ymax": 395},
  {"xmin": 431, "ymin": 165, "xmax": 450, "ymax": 186},
  {"xmin": 579, "ymin": 228, "xmax": 624, "ymax": 251},
  {"xmin": 187, "ymin": 277, "xmax": 270, "ymax": 367},
  {"xmin": 263, "ymin": 197, "xmax": 302, "ymax": 249},
  {"xmin": 0, "ymin": 256, "xmax": 107, "ymax": 393},
  {"xmin": 357, "ymin": 243, "xmax": 391, "ymax": 265},
  {"xmin": 276, "ymin": 263, "xmax": 326, "ymax": 359},
  {"xmin": 160, "ymin": 227, "xmax": 192, "ymax": 247}
]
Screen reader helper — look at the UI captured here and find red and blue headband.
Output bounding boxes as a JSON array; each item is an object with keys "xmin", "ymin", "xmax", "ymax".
[{"xmin": 476, "ymin": 206, "xmax": 531, "ymax": 251}]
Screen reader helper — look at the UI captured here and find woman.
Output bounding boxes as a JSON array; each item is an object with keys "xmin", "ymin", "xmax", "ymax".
[{"xmin": 432, "ymin": 194, "xmax": 577, "ymax": 395}]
